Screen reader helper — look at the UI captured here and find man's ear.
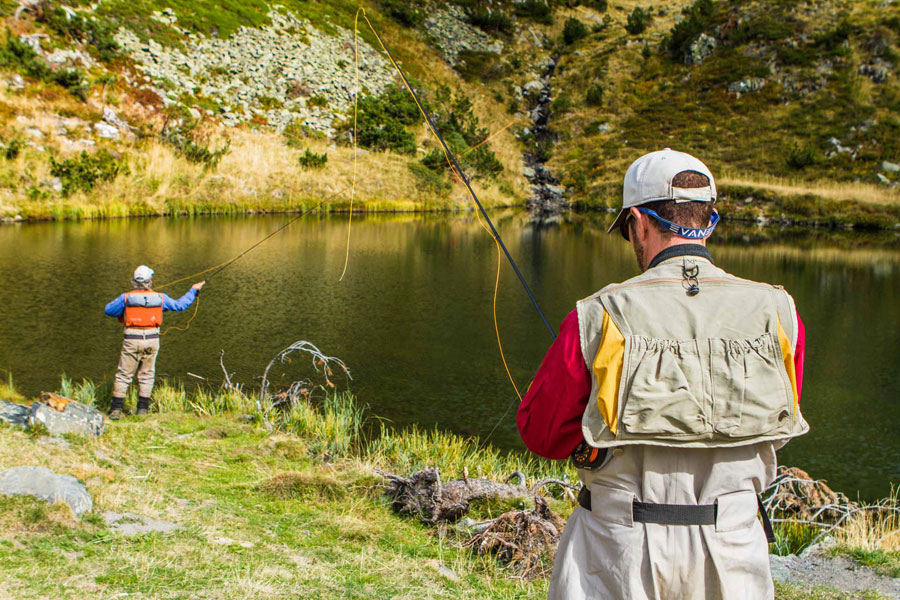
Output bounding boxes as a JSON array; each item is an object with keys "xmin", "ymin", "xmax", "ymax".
[{"xmin": 629, "ymin": 206, "xmax": 644, "ymax": 236}]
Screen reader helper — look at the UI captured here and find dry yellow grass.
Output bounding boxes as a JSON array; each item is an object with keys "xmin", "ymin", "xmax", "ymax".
[
  {"xmin": 833, "ymin": 488, "xmax": 900, "ymax": 553},
  {"xmin": 720, "ymin": 172, "xmax": 900, "ymax": 206}
]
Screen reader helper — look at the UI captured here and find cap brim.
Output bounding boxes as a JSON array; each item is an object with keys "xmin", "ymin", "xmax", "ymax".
[{"xmin": 607, "ymin": 208, "xmax": 629, "ymax": 235}]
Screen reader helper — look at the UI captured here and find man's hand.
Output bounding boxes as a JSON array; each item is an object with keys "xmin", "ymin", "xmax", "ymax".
[{"xmin": 192, "ymin": 281, "xmax": 206, "ymax": 292}]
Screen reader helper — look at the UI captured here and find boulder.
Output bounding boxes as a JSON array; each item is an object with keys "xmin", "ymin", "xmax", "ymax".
[
  {"xmin": 0, "ymin": 466, "xmax": 92, "ymax": 516},
  {"xmin": 0, "ymin": 399, "xmax": 30, "ymax": 427},
  {"xmin": 686, "ymin": 33, "xmax": 717, "ymax": 66},
  {"xmin": 30, "ymin": 394, "xmax": 105, "ymax": 437}
]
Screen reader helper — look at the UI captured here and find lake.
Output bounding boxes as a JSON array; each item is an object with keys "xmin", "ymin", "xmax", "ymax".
[{"xmin": 1, "ymin": 212, "xmax": 898, "ymax": 499}]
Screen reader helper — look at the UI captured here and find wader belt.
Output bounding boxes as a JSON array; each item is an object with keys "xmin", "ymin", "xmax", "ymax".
[
  {"xmin": 124, "ymin": 332, "xmax": 159, "ymax": 340},
  {"xmin": 577, "ymin": 486, "xmax": 777, "ymax": 541}
]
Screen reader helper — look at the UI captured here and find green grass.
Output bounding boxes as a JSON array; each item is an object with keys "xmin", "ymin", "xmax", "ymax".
[
  {"xmin": 0, "ymin": 376, "xmax": 893, "ymax": 598},
  {"xmin": 774, "ymin": 582, "xmax": 892, "ymax": 600}
]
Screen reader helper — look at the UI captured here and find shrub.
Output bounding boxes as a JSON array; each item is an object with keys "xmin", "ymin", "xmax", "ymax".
[
  {"xmin": 354, "ymin": 85, "xmax": 421, "ymax": 154},
  {"xmin": 455, "ymin": 50, "xmax": 508, "ymax": 81},
  {"xmin": 0, "ymin": 33, "xmax": 88, "ymax": 98},
  {"xmin": 585, "ymin": 84, "xmax": 604, "ymax": 106},
  {"xmin": 587, "ymin": 0, "xmax": 608, "ymax": 11},
  {"xmin": 161, "ymin": 120, "xmax": 231, "ymax": 169},
  {"xmin": 380, "ymin": 0, "xmax": 424, "ymax": 27},
  {"xmin": 563, "ymin": 17, "xmax": 590, "ymax": 44},
  {"xmin": 308, "ymin": 95, "xmax": 328, "ymax": 108},
  {"xmin": 422, "ymin": 91, "xmax": 504, "ymax": 180},
  {"xmin": 514, "ymin": 1, "xmax": 554, "ymax": 24},
  {"xmin": 625, "ymin": 7, "xmax": 652, "ymax": 35},
  {"xmin": 37, "ymin": 4, "xmax": 121, "ymax": 62},
  {"xmin": 49, "ymin": 150, "xmax": 127, "ymax": 195},
  {"xmin": 468, "ymin": 9, "xmax": 514, "ymax": 35},
  {"xmin": 786, "ymin": 143, "xmax": 818, "ymax": 169},
  {"xmin": 4, "ymin": 138, "xmax": 22, "ymax": 160},
  {"xmin": 667, "ymin": 0, "xmax": 716, "ymax": 62},
  {"xmin": 551, "ymin": 93, "xmax": 572, "ymax": 113},
  {"xmin": 298, "ymin": 147, "xmax": 327, "ymax": 169},
  {"xmin": 813, "ymin": 20, "xmax": 854, "ymax": 55}
]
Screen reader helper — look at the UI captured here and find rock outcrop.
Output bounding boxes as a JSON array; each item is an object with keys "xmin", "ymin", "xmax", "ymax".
[
  {"xmin": 115, "ymin": 9, "xmax": 395, "ymax": 134},
  {"xmin": 0, "ymin": 466, "xmax": 92, "ymax": 516},
  {"xmin": 0, "ymin": 395, "xmax": 105, "ymax": 437}
]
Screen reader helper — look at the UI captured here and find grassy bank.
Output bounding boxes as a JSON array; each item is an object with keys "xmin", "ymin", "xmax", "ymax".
[{"xmin": 0, "ymin": 376, "xmax": 897, "ymax": 598}]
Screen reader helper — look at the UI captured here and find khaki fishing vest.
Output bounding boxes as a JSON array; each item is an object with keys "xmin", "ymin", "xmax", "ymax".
[{"xmin": 576, "ymin": 256, "xmax": 809, "ymax": 449}]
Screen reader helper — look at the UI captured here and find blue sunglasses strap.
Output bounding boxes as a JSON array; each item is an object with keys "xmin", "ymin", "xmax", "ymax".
[{"xmin": 637, "ymin": 207, "xmax": 719, "ymax": 239}]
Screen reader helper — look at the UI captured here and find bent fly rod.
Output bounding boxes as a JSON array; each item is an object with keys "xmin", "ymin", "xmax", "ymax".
[{"xmin": 358, "ymin": 9, "xmax": 557, "ymax": 342}]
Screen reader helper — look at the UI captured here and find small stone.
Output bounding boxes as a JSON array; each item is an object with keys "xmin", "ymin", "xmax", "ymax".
[
  {"xmin": 24, "ymin": 127, "xmax": 42, "ymax": 138},
  {"xmin": 103, "ymin": 511, "xmax": 179, "ymax": 536},
  {"xmin": 876, "ymin": 173, "xmax": 891, "ymax": 185},
  {"xmin": 94, "ymin": 122, "xmax": 119, "ymax": 140},
  {"xmin": 0, "ymin": 466, "xmax": 92, "ymax": 516},
  {"xmin": 881, "ymin": 161, "xmax": 900, "ymax": 173}
]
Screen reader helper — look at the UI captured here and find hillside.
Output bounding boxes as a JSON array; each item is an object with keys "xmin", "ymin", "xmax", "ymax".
[{"xmin": 0, "ymin": 0, "xmax": 898, "ymax": 227}]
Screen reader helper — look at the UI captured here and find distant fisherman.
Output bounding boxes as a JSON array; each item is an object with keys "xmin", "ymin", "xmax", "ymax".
[
  {"xmin": 104, "ymin": 265, "xmax": 205, "ymax": 420},
  {"xmin": 518, "ymin": 149, "xmax": 809, "ymax": 599}
]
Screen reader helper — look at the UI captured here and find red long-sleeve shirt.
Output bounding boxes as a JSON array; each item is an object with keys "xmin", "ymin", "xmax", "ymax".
[{"xmin": 517, "ymin": 310, "xmax": 806, "ymax": 460}]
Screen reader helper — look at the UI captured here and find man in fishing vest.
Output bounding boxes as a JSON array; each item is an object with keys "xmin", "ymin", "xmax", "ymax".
[
  {"xmin": 104, "ymin": 265, "xmax": 205, "ymax": 420},
  {"xmin": 517, "ymin": 149, "xmax": 809, "ymax": 599}
]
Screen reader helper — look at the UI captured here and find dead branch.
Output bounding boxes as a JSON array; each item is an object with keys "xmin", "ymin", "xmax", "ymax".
[
  {"xmin": 377, "ymin": 467, "xmax": 530, "ymax": 523},
  {"xmin": 465, "ymin": 495, "xmax": 565, "ymax": 580}
]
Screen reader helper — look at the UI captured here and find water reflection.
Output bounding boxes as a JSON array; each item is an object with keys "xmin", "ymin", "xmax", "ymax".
[{"xmin": 0, "ymin": 213, "xmax": 897, "ymax": 499}]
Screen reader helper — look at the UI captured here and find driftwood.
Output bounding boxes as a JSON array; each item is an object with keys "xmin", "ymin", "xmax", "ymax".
[
  {"xmin": 377, "ymin": 467, "xmax": 579, "ymax": 523},
  {"xmin": 764, "ymin": 466, "xmax": 856, "ymax": 523},
  {"xmin": 378, "ymin": 467, "xmax": 530, "ymax": 523},
  {"xmin": 466, "ymin": 495, "xmax": 565, "ymax": 580}
]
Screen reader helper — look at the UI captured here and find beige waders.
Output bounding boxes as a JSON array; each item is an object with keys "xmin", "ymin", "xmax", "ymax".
[
  {"xmin": 112, "ymin": 328, "xmax": 160, "ymax": 398},
  {"xmin": 549, "ymin": 443, "xmax": 778, "ymax": 599}
]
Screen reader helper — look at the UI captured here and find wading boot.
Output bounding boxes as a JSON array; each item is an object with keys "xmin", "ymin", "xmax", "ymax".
[
  {"xmin": 137, "ymin": 396, "xmax": 150, "ymax": 416},
  {"xmin": 108, "ymin": 396, "xmax": 125, "ymax": 421}
]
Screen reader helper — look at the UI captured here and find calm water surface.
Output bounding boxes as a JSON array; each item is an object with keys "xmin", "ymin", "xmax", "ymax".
[{"xmin": 1, "ymin": 213, "xmax": 898, "ymax": 499}]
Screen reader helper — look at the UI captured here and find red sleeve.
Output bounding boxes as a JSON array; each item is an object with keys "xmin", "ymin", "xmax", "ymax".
[
  {"xmin": 795, "ymin": 311, "xmax": 805, "ymax": 402},
  {"xmin": 517, "ymin": 310, "xmax": 592, "ymax": 460}
]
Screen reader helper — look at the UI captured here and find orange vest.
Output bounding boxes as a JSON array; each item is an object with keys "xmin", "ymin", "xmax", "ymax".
[{"xmin": 121, "ymin": 290, "xmax": 164, "ymax": 328}]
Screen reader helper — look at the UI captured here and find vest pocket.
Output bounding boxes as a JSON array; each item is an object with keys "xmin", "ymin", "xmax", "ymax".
[
  {"xmin": 621, "ymin": 337, "xmax": 710, "ymax": 436},
  {"xmin": 710, "ymin": 334, "xmax": 792, "ymax": 438}
]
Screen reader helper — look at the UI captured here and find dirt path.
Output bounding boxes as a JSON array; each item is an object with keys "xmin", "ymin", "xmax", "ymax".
[{"xmin": 771, "ymin": 552, "xmax": 900, "ymax": 598}]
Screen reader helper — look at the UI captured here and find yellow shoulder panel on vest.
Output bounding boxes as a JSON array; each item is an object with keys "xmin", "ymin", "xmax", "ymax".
[
  {"xmin": 777, "ymin": 317, "xmax": 799, "ymax": 415},
  {"xmin": 592, "ymin": 311, "xmax": 625, "ymax": 435}
]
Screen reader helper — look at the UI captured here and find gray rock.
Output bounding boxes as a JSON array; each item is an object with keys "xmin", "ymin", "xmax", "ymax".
[
  {"xmin": 94, "ymin": 121, "xmax": 119, "ymax": 140},
  {"xmin": 881, "ymin": 161, "xmax": 900, "ymax": 173},
  {"xmin": 0, "ymin": 466, "xmax": 92, "ymax": 516},
  {"xmin": 522, "ymin": 166, "xmax": 536, "ymax": 179},
  {"xmin": 728, "ymin": 78, "xmax": 766, "ymax": 94},
  {"xmin": 0, "ymin": 399, "xmax": 30, "ymax": 427},
  {"xmin": 30, "ymin": 400, "xmax": 105, "ymax": 437},
  {"xmin": 859, "ymin": 61, "xmax": 891, "ymax": 84},
  {"xmin": 103, "ymin": 511, "xmax": 178, "ymax": 535},
  {"xmin": 686, "ymin": 34, "xmax": 717, "ymax": 66},
  {"xmin": 876, "ymin": 173, "xmax": 891, "ymax": 185}
]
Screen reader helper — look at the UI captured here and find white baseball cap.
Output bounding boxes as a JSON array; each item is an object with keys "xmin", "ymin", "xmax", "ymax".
[
  {"xmin": 608, "ymin": 148, "xmax": 717, "ymax": 235},
  {"xmin": 133, "ymin": 265, "xmax": 154, "ymax": 281}
]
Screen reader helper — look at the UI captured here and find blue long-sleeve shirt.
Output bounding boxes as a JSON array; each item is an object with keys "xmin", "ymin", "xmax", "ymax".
[{"xmin": 104, "ymin": 288, "xmax": 198, "ymax": 318}]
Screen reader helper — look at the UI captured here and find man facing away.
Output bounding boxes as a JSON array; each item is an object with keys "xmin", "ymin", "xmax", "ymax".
[
  {"xmin": 104, "ymin": 265, "xmax": 205, "ymax": 420},
  {"xmin": 517, "ymin": 149, "xmax": 809, "ymax": 599}
]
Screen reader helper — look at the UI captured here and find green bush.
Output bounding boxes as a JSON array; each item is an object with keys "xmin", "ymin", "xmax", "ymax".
[
  {"xmin": 786, "ymin": 143, "xmax": 818, "ymax": 169},
  {"xmin": 354, "ymin": 85, "xmax": 421, "ymax": 154},
  {"xmin": 563, "ymin": 17, "xmax": 590, "ymax": 44},
  {"xmin": 455, "ymin": 50, "xmax": 508, "ymax": 81},
  {"xmin": 468, "ymin": 9, "xmax": 514, "ymax": 35},
  {"xmin": 49, "ymin": 150, "xmax": 128, "ymax": 195},
  {"xmin": 298, "ymin": 147, "xmax": 327, "ymax": 169},
  {"xmin": 813, "ymin": 19, "xmax": 854, "ymax": 55},
  {"xmin": 587, "ymin": 0, "xmax": 608, "ymax": 11},
  {"xmin": 308, "ymin": 95, "xmax": 328, "ymax": 108},
  {"xmin": 667, "ymin": 0, "xmax": 716, "ymax": 62},
  {"xmin": 4, "ymin": 138, "xmax": 22, "ymax": 160},
  {"xmin": 728, "ymin": 15, "xmax": 794, "ymax": 45},
  {"xmin": 0, "ymin": 33, "xmax": 88, "ymax": 99},
  {"xmin": 514, "ymin": 1, "xmax": 554, "ymax": 24},
  {"xmin": 625, "ymin": 7, "xmax": 652, "ymax": 35},
  {"xmin": 379, "ymin": 0, "xmax": 424, "ymax": 27},
  {"xmin": 422, "ymin": 91, "xmax": 504, "ymax": 180},
  {"xmin": 585, "ymin": 84, "xmax": 604, "ymax": 106},
  {"xmin": 283, "ymin": 120, "xmax": 325, "ymax": 148},
  {"xmin": 37, "ymin": 4, "xmax": 121, "ymax": 62},
  {"xmin": 161, "ymin": 120, "xmax": 231, "ymax": 169}
]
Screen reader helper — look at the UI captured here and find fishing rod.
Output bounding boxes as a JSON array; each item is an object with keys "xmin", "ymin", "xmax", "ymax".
[{"xmin": 359, "ymin": 11, "xmax": 557, "ymax": 342}]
